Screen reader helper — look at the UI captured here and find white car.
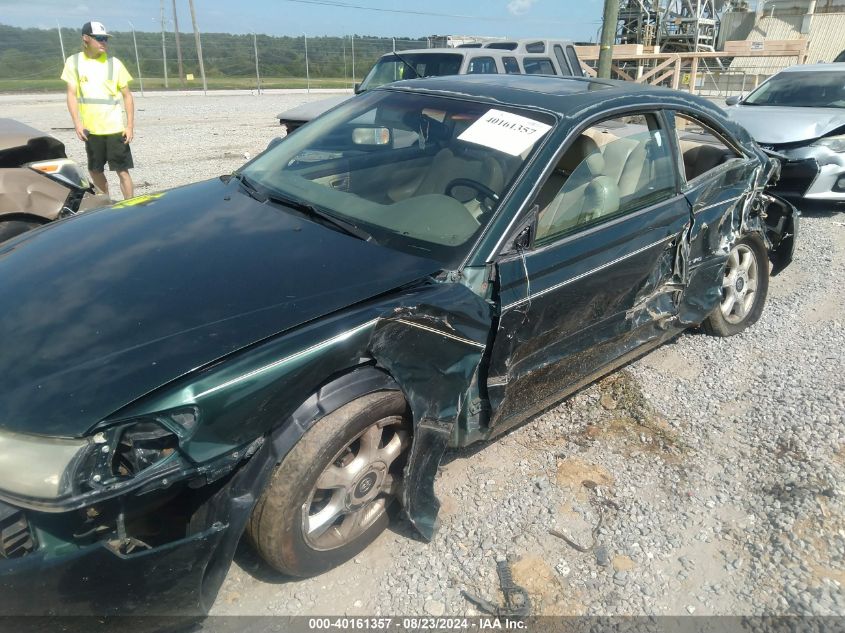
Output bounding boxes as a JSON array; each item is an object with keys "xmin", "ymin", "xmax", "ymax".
[
  {"xmin": 277, "ymin": 40, "xmax": 584, "ymax": 133},
  {"xmin": 724, "ymin": 63, "xmax": 845, "ymax": 210}
]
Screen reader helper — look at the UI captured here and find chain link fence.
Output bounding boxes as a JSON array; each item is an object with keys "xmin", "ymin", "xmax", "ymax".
[
  {"xmin": 1, "ymin": 23, "xmax": 815, "ymax": 97},
  {"xmin": 0, "ymin": 25, "xmax": 436, "ymax": 92}
]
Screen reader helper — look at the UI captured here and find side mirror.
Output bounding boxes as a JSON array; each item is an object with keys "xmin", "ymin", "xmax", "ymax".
[
  {"xmin": 513, "ymin": 225, "xmax": 532, "ymax": 250},
  {"xmin": 507, "ymin": 204, "xmax": 538, "ymax": 253},
  {"xmin": 266, "ymin": 136, "xmax": 284, "ymax": 151},
  {"xmin": 725, "ymin": 95, "xmax": 742, "ymax": 106},
  {"xmin": 354, "ymin": 83, "xmax": 362, "ymax": 94}
]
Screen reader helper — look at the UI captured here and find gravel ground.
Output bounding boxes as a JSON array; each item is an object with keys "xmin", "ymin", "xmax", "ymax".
[{"xmin": 3, "ymin": 92, "xmax": 843, "ymax": 618}]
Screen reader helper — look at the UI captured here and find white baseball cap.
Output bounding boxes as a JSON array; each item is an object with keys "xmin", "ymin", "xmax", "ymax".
[{"xmin": 82, "ymin": 21, "xmax": 110, "ymax": 37}]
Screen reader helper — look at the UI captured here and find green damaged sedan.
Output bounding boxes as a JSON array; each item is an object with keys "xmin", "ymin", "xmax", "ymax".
[{"xmin": 0, "ymin": 74, "xmax": 795, "ymax": 614}]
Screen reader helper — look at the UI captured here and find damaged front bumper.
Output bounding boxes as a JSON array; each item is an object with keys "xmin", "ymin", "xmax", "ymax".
[
  {"xmin": 766, "ymin": 143, "xmax": 845, "ymax": 209},
  {"xmin": 0, "ymin": 511, "xmax": 226, "ymax": 616},
  {"xmin": 0, "ymin": 434, "xmax": 278, "ymax": 616}
]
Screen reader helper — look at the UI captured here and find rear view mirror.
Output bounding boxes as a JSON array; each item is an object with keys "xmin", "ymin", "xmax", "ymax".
[
  {"xmin": 725, "ymin": 95, "xmax": 742, "ymax": 106},
  {"xmin": 352, "ymin": 127, "xmax": 391, "ymax": 146},
  {"xmin": 266, "ymin": 136, "xmax": 284, "ymax": 151},
  {"xmin": 354, "ymin": 83, "xmax": 362, "ymax": 94}
]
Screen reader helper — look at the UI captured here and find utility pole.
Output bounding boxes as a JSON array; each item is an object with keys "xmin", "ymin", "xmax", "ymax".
[
  {"xmin": 253, "ymin": 32, "xmax": 261, "ymax": 94},
  {"xmin": 128, "ymin": 21, "xmax": 145, "ymax": 96},
  {"xmin": 343, "ymin": 38, "xmax": 348, "ymax": 89},
  {"xmin": 159, "ymin": 0, "xmax": 169, "ymax": 88},
  {"xmin": 304, "ymin": 32, "xmax": 310, "ymax": 93},
  {"xmin": 57, "ymin": 23, "xmax": 66, "ymax": 61},
  {"xmin": 172, "ymin": 0, "xmax": 186, "ymax": 86},
  {"xmin": 188, "ymin": 0, "xmax": 208, "ymax": 94},
  {"xmin": 351, "ymin": 34, "xmax": 355, "ymax": 84},
  {"xmin": 598, "ymin": 0, "xmax": 620, "ymax": 79}
]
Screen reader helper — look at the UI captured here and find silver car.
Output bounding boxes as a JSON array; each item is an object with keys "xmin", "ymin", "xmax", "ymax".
[
  {"xmin": 0, "ymin": 118, "xmax": 110, "ymax": 243},
  {"xmin": 724, "ymin": 63, "xmax": 845, "ymax": 210}
]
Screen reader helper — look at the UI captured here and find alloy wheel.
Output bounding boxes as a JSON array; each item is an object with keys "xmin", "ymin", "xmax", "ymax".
[
  {"xmin": 720, "ymin": 243, "xmax": 759, "ymax": 325},
  {"xmin": 302, "ymin": 415, "xmax": 410, "ymax": 551}
]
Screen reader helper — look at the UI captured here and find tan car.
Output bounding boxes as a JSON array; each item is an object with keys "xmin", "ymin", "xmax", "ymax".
[{"xmin": 0, "ymin": 118, "xmax": 110, "ymax": 243}]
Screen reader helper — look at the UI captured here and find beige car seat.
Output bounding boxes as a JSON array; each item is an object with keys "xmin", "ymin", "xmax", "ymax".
[
  {"xmin": 678, "ymin": 140, "xmax": 734, "ymax": 180},
  {"xmin": 600, "ymin": 135, "xmax": 648, "ymax": 199},
  {"xmin": 537, "ymin": 135, "xmax": 620, "ymax": 238}
]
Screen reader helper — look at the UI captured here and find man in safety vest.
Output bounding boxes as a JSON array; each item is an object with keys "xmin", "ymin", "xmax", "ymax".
[{"xmin": 61, "ymin": 21, "xmax": 135, "ymax": 200}]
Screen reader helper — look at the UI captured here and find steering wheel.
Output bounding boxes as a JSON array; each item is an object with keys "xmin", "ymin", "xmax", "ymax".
[{"xmin": 445, "ymin": 178, "xmax": 500, "ymax": 214}]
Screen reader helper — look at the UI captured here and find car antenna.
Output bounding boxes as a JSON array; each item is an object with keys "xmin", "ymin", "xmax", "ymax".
[{"xmin": 390, "ymin": 51, "xmax": 420, "ymax": 79}]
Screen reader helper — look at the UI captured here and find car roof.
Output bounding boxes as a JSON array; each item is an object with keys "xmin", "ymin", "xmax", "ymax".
[
  {"xmin": 379, "ymin": 48, "xmax": 532, "ymax": 60},
  {"xmin": 380, "ymin": 74, "xmax": 724, "ymax": 118},
  {"xmin": 481, "ymin": 38, "xmax": 577, "ymax": 51},
  {"xmin": 779, "ymin": 63, "xmax": 845, "ymax": 73}
]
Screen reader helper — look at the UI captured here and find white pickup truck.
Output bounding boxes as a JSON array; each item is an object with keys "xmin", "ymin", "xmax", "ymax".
[{"xmin": 277, "ymin": 39, "xmax": 584, "ymax": 133}]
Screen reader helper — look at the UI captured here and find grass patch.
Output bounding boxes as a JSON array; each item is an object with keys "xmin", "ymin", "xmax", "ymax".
[{"xmin": 0, "ymin": 76, "xmax": 351, "ymax": 93}]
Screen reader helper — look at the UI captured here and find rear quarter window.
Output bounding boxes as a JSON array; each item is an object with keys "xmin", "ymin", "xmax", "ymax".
[
  {"xmin": 566, "ymin": 46, "xmax": 582, "ymax": 77},
  {"xmin": 553, "ymin": 45, "xmax": 573, "ymax": 76},
  {"xmin": 523, "ymin": 57, "xmax": 557, "ymax": 75},
  {"xmin": 466, "ymin": 57, "xmax": 499, "ymax": 74},
  {"xmin": 503, "ymin": 57, "xmax": 521, "ymax": 74}
]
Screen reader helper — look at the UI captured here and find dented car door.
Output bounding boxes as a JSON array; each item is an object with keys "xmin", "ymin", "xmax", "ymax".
[
  {"xmin": 485, "ymin": 112, "xmax": 690, "ymax": 433},
  {"xmin": 666, "ymin": 110, "xmax": 792, "ymax": 324}
]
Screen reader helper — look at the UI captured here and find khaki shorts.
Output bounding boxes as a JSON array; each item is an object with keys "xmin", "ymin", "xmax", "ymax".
[{"xmin": 85, "ymin": 132, "xmax": 134, "ymax": 172}]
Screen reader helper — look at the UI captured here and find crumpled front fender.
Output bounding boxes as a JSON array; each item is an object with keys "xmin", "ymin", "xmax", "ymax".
[{"xmin": 366, "ymin": 282, "xmax": 490, "ymax": 540}]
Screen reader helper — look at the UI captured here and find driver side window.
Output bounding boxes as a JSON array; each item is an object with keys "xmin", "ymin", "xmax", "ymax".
[{"xmin": 534, "ymin": 113, "xmax": 676, "ymax": 245}]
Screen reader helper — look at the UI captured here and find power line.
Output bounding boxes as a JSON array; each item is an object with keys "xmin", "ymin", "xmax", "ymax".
[{"xmin": 278, "ymin": 0, "xmax": 601, "ymax": 24}]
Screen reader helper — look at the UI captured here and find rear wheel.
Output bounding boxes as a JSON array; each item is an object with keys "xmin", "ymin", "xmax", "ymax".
[
  {"xmin": 702, "ymin": 235, "xmax": 769, "ymax": 337},
  {"xmin": 0, "ymin": 220, "xmax": 42, "ymax": 244},
  {"xmin": 248, "ymin": 390, "xmax": 411, "ymax": 577}
]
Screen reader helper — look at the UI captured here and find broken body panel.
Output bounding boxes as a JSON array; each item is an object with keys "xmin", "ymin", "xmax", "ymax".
[
  {"xmin": 0, "ymin": 77, "xmax": 796, "ymax": 614},
  {"xmin": 0, "ymin": 118, "xmax": 110, "ymax": 235}
]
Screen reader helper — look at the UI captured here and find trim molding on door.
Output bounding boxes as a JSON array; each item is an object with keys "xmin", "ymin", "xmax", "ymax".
[{"xmin": 502, "ymin": 234, "xmax": 676, "ymax": 310}]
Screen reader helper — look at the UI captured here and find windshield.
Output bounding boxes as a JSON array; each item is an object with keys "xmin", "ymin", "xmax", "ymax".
[
  {"xmin": 359, "ymin": 53, "xmax": 463, "ymax": 91},
  {"xmin": 744, "ymin": 70, "xmax": 845, "ymax": 108},
  {"xmin": 241, "ymin": 90, "xmax": 555, "ymax": 266}
]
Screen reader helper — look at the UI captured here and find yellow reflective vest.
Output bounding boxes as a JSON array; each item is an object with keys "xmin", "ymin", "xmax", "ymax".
[{"xmin": 61, "ymin": 52, "xmax": 132, "ymax": 135}]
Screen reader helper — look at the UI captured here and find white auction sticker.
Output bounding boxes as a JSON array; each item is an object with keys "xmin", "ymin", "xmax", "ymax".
[{"xmin": 458, "ymin": 109, "xmax": 552, "ymax": 156}]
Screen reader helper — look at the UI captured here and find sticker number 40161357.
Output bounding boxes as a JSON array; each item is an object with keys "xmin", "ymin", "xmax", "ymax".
[{"xmin": 458, "ymin": 109, "xmax": 552, "ymax": 156}]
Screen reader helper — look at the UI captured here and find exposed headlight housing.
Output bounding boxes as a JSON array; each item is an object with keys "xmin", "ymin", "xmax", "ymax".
[
  {"xmin": 812, "ymin": 135, "xmax": 845, "ymax": 153},
  {"xmin": 0, "ymin": 408, "xmax": 199, "ymax": 510}
]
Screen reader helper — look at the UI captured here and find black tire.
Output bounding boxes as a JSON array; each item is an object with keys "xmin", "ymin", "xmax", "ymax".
[
  {"xmin": 702, "ymin": 234, "xmax": 769, "ymax": 337},
  {"xmin": 0, "ymin": 220, "xmax": 42, "ymax": 244},
  {"xmin": 247, "ymin": 390, "xmax": 411, "ymax": 577}
]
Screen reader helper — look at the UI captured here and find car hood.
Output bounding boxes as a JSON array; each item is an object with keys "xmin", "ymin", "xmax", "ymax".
[
  {"xmin": 0, "ymin": 177, "xmax": 441, "ymax": 437},
  {"xmin": 725, "ymin": 105, "xmax": 845, "ymax": 144},
  {"xmin": 0, "ymin": 118, "xmax": 55, "ymax": 152},
  {"xmin": 277, "ymin": 94, "xmax": 353, "ymax": 123}
]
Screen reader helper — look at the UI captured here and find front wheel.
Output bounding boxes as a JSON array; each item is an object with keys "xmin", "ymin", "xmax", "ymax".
[
  {"xmin": 247, "ymin": 390, "xmax": 411, "ymax": 577},
  {"xmin": 702, "ymin": 235, "xmax": 769, "ymax": 337}
]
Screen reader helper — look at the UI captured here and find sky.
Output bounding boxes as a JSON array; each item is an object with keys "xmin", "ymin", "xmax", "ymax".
[{"xmin": 0, "ymin": 0, "xmax": 605, "ymax": 42}]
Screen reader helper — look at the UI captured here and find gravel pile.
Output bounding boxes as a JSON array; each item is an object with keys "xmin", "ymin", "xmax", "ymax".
[{"xmin": 2, "ymin": 92, "xmax": 842, "ymax": 617}]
